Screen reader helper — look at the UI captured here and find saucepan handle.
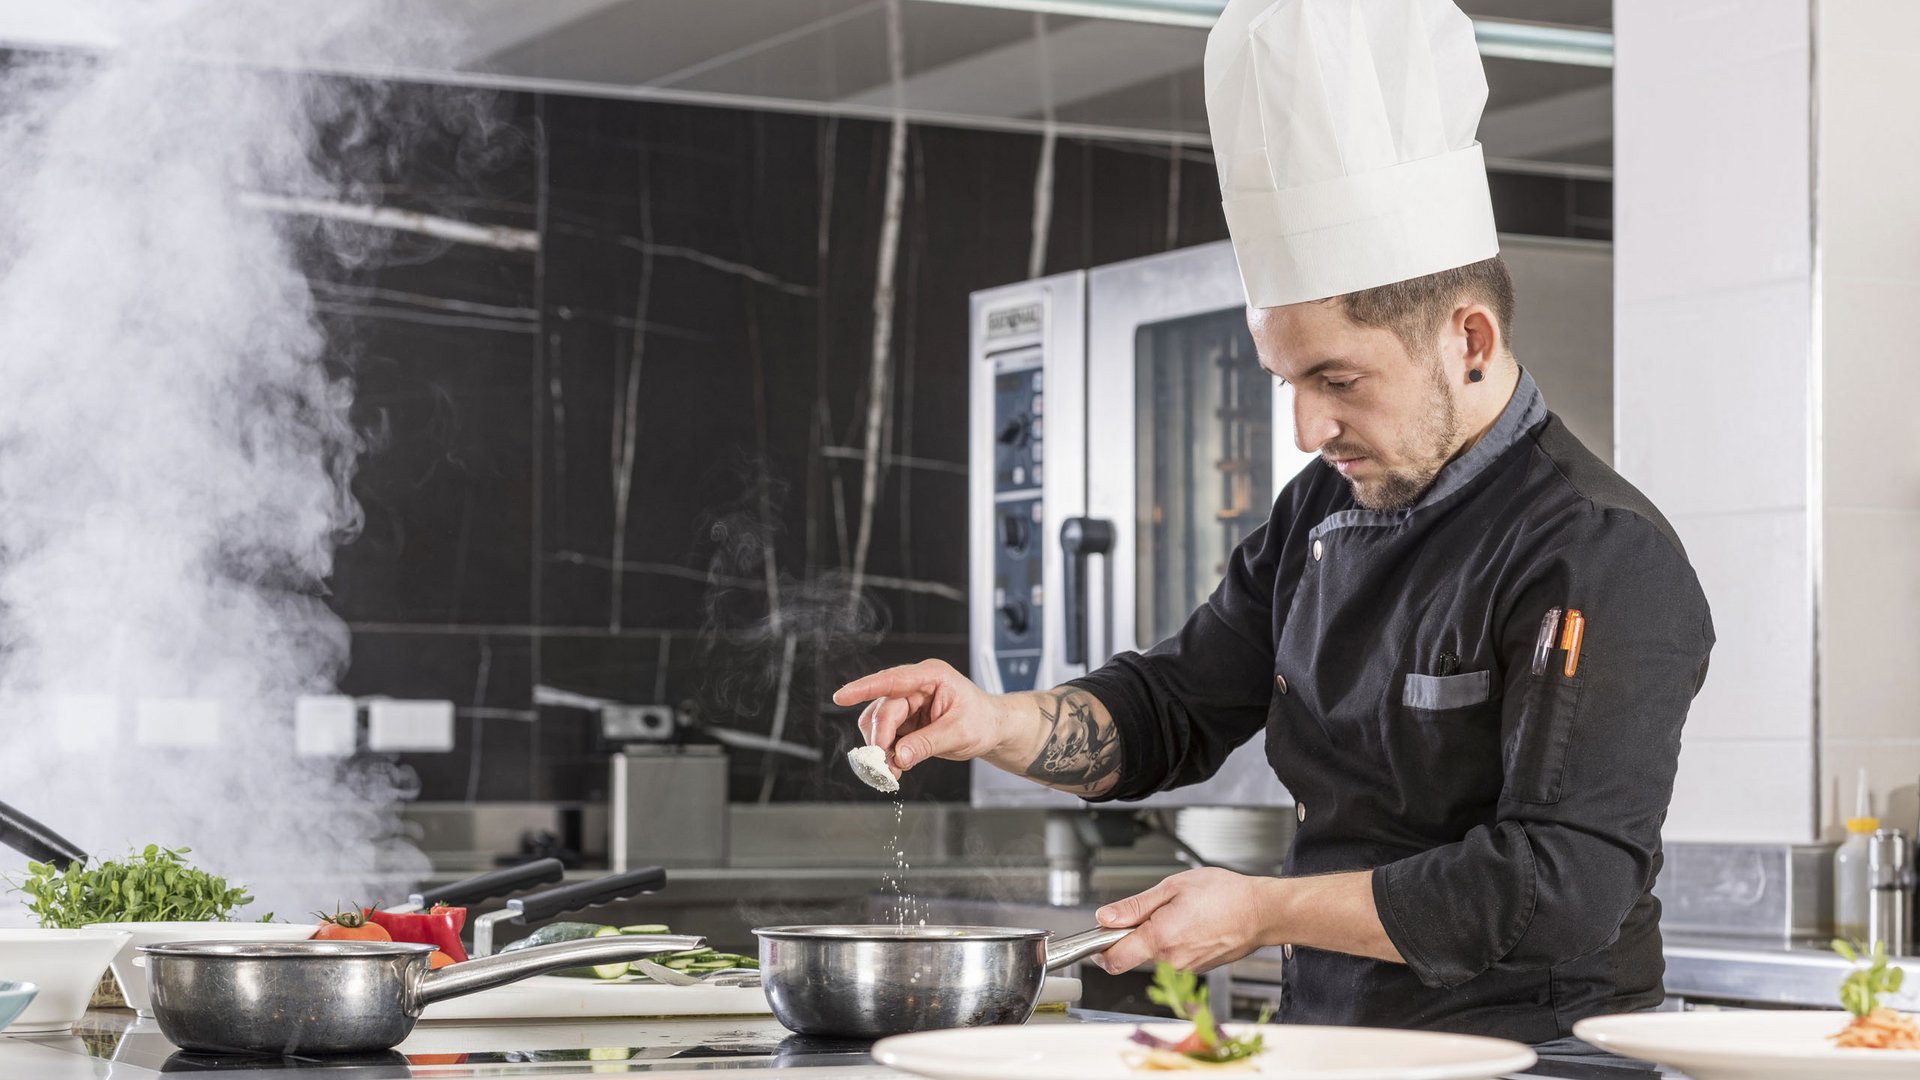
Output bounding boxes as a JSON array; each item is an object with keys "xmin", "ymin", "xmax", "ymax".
[
  {"xmin": 412, "ymin": 934, "xmax": 704, "ymax": 1008},
  {"xmin": 1044, "ymin": 926, "xmax": 1131, "ymax": 970},
  {"xmin": 410, "ymin": 858, "xmax": 567, "ymax": 910},
  {"xmin": 0, "ymin": 798, "xmax": 88, "ymax": 870},
  {"xmin": 509, "ymin": 866, "xmax": 666, "ymax": 923}
]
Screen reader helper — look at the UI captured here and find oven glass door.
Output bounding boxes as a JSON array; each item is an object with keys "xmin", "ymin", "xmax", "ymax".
[
  {"xmin": 1084, "ymin": 242, "xmax": 1305, "ymax": 808},
  {"xmin": 1134, "ymin": 310, "xmax": 1273, "ymax": 647}
]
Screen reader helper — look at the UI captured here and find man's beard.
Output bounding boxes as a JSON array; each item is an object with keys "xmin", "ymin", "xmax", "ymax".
[{"xmin": 1329, "ymin": 358, "xmax": 1462, "ymax": 512}]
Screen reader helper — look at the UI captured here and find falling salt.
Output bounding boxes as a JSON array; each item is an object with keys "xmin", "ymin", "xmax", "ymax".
[{"xmin": 886, "ymin": 794, "xmax": 923, "ymax": 928}]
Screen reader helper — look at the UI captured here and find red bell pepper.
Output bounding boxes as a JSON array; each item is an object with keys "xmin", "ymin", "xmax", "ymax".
[{"xmin": 364, "ymin": 904, "xmax": 468, "ymax": 963}]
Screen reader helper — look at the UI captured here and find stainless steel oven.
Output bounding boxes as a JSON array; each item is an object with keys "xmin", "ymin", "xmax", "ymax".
[{"xmin": 968, "ymin": 241, "xmax": 1310, "ymax": 809}]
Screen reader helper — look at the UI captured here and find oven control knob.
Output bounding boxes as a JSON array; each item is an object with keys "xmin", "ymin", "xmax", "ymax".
[
  {"xmin": 999, "ymin": 513, "xmax": 1032, "ymax": 554},
  {"xmin": 998, "ymin": 598, "xmax": 1031, "ymax": 637},
  {"xmin": 997, "ymin": 415, "xmax": 1031, "ymax": 448}
]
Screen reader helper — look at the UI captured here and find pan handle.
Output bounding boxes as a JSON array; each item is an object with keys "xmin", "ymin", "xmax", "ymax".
[
  {"xmin": 0, "ymin": 798, "xmax": 88, "ymax": 870},
  {"xmin": 410, "ymin": 934, "xmax": 703, "ymax": 1008},
  {"xmin": 507, "ymin": 866, "xmax": 666, "ymax": 924},
  {"xmin": 1044, "ymin": 926, "xmax": 1131, "ymax": 970},
  {"xmin": 408, "ymin": 858, "xmax": 567, "ymax": 910},
  {"xmin": 470, "ymin": 866, "xmax": 670, "ymax": 955}
]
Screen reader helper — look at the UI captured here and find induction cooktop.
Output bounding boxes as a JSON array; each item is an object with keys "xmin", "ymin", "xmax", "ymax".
[
  {"xmin": 8, "ymin": 1010, "xmax": 1675, "ymax": 1079},
  {"xmin": 13, "ymin": 1012, "xmax": 882, "ymax": 1077}
]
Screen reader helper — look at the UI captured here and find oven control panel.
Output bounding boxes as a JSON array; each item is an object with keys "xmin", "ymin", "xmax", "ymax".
[{"xmin": 991, "ymin": 356, "xmax": 1044, "ymax": 692}]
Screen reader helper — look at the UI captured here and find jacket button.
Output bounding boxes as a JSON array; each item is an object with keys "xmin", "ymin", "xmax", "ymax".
[
  {"xmin": 1295, "ymin": 802, "xmax": 1306, "ymax": 823},
  {"xmin": 1282, "ymin": 944, "xmax": 1294, "ymax": 960},
  {"xmin": 1273, "ymin": 674, "xmax": 1288, "ymax": 695},
  {"xmin": 1312, "ymin": 539, "xmax": 1324, "ymax": 561}
]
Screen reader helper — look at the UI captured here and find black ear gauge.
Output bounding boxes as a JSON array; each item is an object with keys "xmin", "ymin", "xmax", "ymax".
[{"xmin": 1467, "ymin": 368, "xmax": 1484, "ymax": 383}]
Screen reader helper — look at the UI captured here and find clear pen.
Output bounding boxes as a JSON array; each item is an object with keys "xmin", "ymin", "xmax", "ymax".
[{"xmin": 1531, "ymin": 607, "xmax": 1563, "ymax": 677}]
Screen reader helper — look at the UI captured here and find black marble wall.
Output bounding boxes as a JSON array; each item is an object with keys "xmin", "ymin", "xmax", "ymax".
[{"xmin": 320, "ymin": 86, "xmax": 1609, "ymax": 808}]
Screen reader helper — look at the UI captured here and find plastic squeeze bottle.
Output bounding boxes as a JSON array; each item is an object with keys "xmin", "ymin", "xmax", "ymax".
[{"xmin": 1835, "ymin": 767, "xmax": 1877, "ymax": 942}]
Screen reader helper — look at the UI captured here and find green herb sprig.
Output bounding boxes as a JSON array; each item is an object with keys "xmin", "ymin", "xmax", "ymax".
[
  {"xmin": 1833, "ymin": 938, "xmax": 1906, "ymax": 1018},
  {"xmin": 8, "ymin": 845, "xmax": 253, "ymax": 928},
  {"xmin": 1147, "ymin": 962, "xmax": 1272, "ymax": 1064}
]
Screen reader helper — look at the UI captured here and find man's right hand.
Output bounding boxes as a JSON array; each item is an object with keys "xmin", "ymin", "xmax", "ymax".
[
  {"xmin": 831, "ymin": 659, "xmax": 1011, "ymax": 777},
  {"xmin": 832, "ymin": 661, "xmax": 1123, "ymax": 797}
]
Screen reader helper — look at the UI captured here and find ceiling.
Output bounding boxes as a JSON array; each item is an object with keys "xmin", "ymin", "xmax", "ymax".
[{"xmin": 0, "ymin": 0, "xmax": 1613, "ymax": 173}]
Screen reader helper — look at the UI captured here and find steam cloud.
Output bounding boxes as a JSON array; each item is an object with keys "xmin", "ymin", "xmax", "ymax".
[
  {"xmin": 0, "ymin": 1, "xmax": 478, "ymax": 919},
  {"xmin": 695, "ymin": 459, "xmax": 888, "ymax": 801}
]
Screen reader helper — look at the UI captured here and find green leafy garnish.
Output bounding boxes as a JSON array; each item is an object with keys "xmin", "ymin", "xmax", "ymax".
[
  {"xmin": 1145, "ymin": 962, "xmax": 1271, "ymax": 1064},
  {"xmin": 1834, "ymin": 938, "xmax": 1907, "ymax": 1018},
  {"xmin": 6, "ymin": 845, "xmax": 253, "ymax": 928}
]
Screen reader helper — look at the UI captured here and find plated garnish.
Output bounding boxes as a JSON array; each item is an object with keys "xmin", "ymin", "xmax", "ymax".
[
  {"xmin": 1831, "ymin": 939, "xmax": 1920, "ymax": 1050},
  {"xmin": 1127, "ymin": 963, "xmax": 1271, "ymax": 1071}
]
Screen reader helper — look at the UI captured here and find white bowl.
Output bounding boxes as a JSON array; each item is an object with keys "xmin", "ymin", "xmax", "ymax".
[
  {"xmin": 81, "ymin": 921, "xmax": 317, "ymax": 1017},
  {"xmin": 0, "ymin": 928, "xmax": 131, "ymax": 1033}
]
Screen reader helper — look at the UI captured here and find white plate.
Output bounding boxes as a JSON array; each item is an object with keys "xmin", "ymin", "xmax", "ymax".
[
  {"xmin": 873, "ymin": 1022, "xmax": 1536, "ymax": 1080},
  {"xmin": 1575, "ymin": 1010, "xmax": 1920, "ymax": 1079},
  {"xmin": 81, "ymin": 921, "xmax": 317, "ymax": 1017}
]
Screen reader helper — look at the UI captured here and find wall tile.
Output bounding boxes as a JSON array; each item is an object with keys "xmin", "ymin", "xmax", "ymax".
[
  {"xmin": 1817, "ymin": 739, "xmax": 1920, "ymax": 840},
  {"xmin": 1821, "ymin": 279, "xmax": 1920, "ymax": 512},
  {"xmin": 1661, "ymin": 509, "xmax": 1814, "ymax": 742},
  {"xmin": 1820, "ymin": 47, "xmax": 1920, "ymax": 283},
  {"xmin": 337, "ymin": 632, "xmax": 536, "ymax": 803},
  {"xmin": 1614, "ymin": 41, "xmax": 1809, "ymax": 304},
  {"xmin": 1617, "ymin": 0, "xmax": 1810, "ymax": 80},
  {"xmin": 1819, "ymin": 0, "xmax": 1920, "ymax": 56},
  {"xmin": 331, "ymin": 311, "xmax": 538, "ymax": 626},
  {"xmin": 1821, "ymin": 509, "xmax": 1920, "ymax": 741},
  {"xmin": 1663, "ymin": 737, "xmax": 1815, "ymax": 843},
  {"xmin": 1615, "ymin": 283, "xmax": 1811, "ymax": 517}
]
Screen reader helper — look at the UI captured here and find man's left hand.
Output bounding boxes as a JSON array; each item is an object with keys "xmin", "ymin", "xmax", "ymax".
[{"xmin": 1092, "ymin": 867, "xmax": 1277, "ymax": 974}]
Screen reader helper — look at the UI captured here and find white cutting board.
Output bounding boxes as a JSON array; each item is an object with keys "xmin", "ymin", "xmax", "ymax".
[{"xmin": 418, "ymin": 975, "xmax": 1083, "ymax": 1023}]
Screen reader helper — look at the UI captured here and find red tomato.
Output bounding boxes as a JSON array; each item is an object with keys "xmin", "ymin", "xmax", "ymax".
[
  {"xmin": 428, "ymin": 949, "xmax": 455, "ymax": 969},
  {"xmin": 313, "ymin": 908, "xmax": 392, "ymax": 942},
  {"xmin": 1172, "ymin": 1031, "xmax": 1212, "ymax": 1056}
]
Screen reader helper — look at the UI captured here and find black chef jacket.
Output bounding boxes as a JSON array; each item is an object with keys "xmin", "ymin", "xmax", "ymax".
[{"xmin": 1072, "ymin": 369, "xmax": 1714, "ymax": 1044}]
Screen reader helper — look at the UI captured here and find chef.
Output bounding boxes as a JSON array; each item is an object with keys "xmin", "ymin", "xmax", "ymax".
[{"xmin": 834, "ymin": 0, "xmax": 1713, "ymax": 1049}]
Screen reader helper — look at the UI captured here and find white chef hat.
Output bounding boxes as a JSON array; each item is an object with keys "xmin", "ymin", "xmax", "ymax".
[{"xmin": 1205, "ymin": 0, "xmax": 1498, "ymax": 308}]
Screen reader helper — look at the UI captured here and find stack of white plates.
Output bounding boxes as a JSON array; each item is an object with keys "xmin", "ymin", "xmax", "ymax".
[{"xmin": 1172, "ymin": 808, "xmax": 1291, "ymax": 875}]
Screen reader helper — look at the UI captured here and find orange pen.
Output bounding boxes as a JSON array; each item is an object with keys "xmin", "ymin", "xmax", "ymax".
[{"xmin": 1560, "ymin": 609, "xmax": 1586, "ymax": 678}]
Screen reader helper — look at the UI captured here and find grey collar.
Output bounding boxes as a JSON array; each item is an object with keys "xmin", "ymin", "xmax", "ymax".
[{"xmin": 1308, "ymin": 367, "xmax": 1547, "ymax": 541}]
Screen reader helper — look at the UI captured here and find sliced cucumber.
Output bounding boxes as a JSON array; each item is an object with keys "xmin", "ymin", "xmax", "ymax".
[
  {"xmin": 585, "ymin": 925, "xmax": 630, "ymax": 979},
  {"xmin": 530, "ymin": 923, "xmax": 630, "ymax": 978},
  {"xmin": 618, "ymin": 923, "xmax": 671, "ymax": 935},
  {"xmin": 499, "ymin": 921, "xmax": 609, "ymax": 953}
]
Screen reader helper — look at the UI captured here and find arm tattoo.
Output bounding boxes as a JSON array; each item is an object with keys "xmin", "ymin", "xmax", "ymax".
[{"xmin": 1023, "ymin": 689, "xmax": 1120, "ymax": 796}]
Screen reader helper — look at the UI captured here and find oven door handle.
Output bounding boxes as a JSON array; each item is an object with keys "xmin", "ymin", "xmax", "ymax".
[{"xmin": 1060, "ymin": 517, "xmax": 1114, "ymax": 668}]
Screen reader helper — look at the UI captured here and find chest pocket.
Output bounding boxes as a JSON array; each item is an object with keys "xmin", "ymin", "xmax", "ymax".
[
  {"xmin": 1393, "ymin": 669, "xmax": 1505, "ymax": 821},
  {"xmin": 1402, "ymin": 671, "xmax": 1492, "ymax": 711}
]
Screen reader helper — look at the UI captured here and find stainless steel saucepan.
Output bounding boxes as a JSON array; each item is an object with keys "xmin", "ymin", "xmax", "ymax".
[
  {"xmin": 753, "ymin": 924, "xmax": 1128, "ymax": 1038},
  {"xmin": 143, "ymin": 934, "xmax": 702, "ymax": 1055}
]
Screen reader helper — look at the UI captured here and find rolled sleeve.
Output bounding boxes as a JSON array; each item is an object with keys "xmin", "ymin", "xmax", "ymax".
[{"xmin": 1374, "ymin": 511, "xmax": 1713, "ymax": 989}]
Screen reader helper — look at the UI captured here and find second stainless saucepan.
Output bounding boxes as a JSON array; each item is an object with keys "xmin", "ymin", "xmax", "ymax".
[
  {"xmin": 753, "ymin": 924, "xmax": 1127, "ymax": 1038},
  {"xmin": 143, "ymin": 934, "xmax": 702, "ymax": 1055}
]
